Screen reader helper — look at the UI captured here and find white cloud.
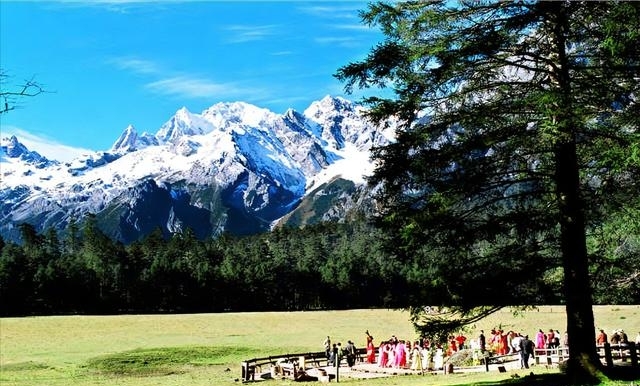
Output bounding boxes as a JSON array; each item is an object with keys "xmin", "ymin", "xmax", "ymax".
[
  {"xmin": 224, "ymin": 25, "xmax": 279, "ymax": 43},
  {"xmin": 109, "ymin": 55, "xmax": 269, "ymax": 101},
  {"xmin": 297, "ymin": 5, "xmax": 363, "ymax": 19},
  {"xmin": 145, "ymin": 76, "xmax": 263, "ymax": 100},
  {"xmin": 1, "ymin": 126, "xmax": 92, "ymax": 162},
  {"xmin": 54, "ymin": 0, "xmax": 181, "ymax": 14},
  {"xmin": 109, "ymin": 57, "xmax": 161, "ymax": 75},
  {"xmin": 315, "ymin": 36, "xmax": 359, "ymax": 47},
  {"xmin": 145, "ymin": 76, "xmax": 228, "ymax": 98}
]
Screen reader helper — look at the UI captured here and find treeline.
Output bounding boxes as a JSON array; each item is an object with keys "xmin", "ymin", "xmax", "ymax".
[
  {"xmin": 1, "ymin": 215, "xmax": 637, "ymax": 317},
  {"xmin": 0, "ymin": 216, "xmax": 410, "ymax": 316}
]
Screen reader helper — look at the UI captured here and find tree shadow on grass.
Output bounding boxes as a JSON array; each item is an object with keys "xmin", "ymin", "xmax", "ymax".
[
  {"xmin": 468, "ymin": 367, "xmax": 639, "ymax": 386},
  {"xmin": 602, "ymin": 366, "xmax": 640, "ymax": 382}
]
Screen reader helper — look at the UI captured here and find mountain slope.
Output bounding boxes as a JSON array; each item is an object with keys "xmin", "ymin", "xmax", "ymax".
[{"xmin": 0, "ymin": 96, "xmax": 394, "ymax": 243}]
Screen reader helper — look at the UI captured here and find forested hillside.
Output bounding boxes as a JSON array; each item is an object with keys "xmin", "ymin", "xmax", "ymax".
[{"xmin": 1, "ymin": 214, "xmax": 637, "ymax": 316}]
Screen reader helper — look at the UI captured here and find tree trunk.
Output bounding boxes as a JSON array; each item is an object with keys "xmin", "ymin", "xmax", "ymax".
[
  {"xmin": 551, "ymin": 5, "xmax": 602, "ymax": 382},
  {"xmin": 555, "ymin": 142, "xmax": 602, "ymax": 383}
]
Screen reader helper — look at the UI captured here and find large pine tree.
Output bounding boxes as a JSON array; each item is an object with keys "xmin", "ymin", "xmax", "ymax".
[{"xmin": 337, "ymin": 1, "xmax": 639, "ymax": 381}]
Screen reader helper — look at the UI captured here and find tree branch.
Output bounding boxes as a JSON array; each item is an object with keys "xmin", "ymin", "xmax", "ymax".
[{"xmin": 0, "ymin": 72, "xmax": 50, "ymax": 114}]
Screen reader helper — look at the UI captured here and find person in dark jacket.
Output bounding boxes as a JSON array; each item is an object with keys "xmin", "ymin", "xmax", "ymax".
[
  {"xmin": 518, "ymin": 335, "xmax": 535, "ymax": 369},
  {"xmin": 345, "ymin": 340, "xmax": 357, "ymax": 367}
]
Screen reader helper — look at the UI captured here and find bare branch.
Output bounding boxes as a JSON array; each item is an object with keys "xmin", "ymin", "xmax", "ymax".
[{"xmin": 0, "ymin": 71, "xmax": 51, "ymax": 114}]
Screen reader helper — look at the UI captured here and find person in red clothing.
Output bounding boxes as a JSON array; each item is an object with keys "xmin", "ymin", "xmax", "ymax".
[
  {"xmin": 454, "ymin": 333, "xmax": 467, "ymax": 350},
  {"xmin": 365, "ymin": 330, "xmax": 376, "ymax": 364},
  {"xmin": 499, "ymin": 330, "xmax": 508, "ymax": 355},
  {"xmin": 546, "ymin": 329, "xmax": 555, "ymax": 349},
  {"xmin": 448, "ymin": 336, "xmax": 458, "ymax": 356}
]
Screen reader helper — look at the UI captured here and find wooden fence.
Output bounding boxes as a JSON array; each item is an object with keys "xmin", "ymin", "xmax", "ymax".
[
  {"xmin": 597, "ymin": 342, "xmax": 638, "ymax": 368},
  {"xmin": 241, "ymin": 343, "xmax": 638, "ymax": 382},
  {"xmin": 241, "ymin": 348, "xmax": 367, "ymax": 382},
  {"xmin": 530, "ymin": 343, "xmax": 638, "ymax": 369}
]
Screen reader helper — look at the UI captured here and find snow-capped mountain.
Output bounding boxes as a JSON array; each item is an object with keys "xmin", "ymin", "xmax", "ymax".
[
  {"xmin": 1, "ymin": 135, "xmax": 57, "ymax": 169},
  {"xmin": 0, "ymin": 96, "xmax": 395, "ymax": 244}
]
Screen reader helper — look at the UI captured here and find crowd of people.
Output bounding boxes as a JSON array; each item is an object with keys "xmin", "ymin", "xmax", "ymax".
[
  {"xmin": 323, "ymin": 326, "xmax": 640, "ymax": 372},
  {"xmin": 325, "ymin": 332, "xmax": 447, "ymax": 371},
  {"xmin": 596, "ymin": 329, "xmax": 640, "ymax": 346}
]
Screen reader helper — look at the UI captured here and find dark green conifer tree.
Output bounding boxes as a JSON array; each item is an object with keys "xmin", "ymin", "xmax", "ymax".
[{"xmin": 336, "ymin": 1, "xmax": 640, "ymax": 381}]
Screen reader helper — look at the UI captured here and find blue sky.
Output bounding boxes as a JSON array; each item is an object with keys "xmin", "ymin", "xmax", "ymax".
[{"xmin": 0, "ymin": 1, "xmax": 385, "ymax": 159}]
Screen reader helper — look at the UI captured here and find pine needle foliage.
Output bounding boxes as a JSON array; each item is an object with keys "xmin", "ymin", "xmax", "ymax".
[{"xmin": 336, "ymin": 1, "xmax": 640, "ymax": 382}]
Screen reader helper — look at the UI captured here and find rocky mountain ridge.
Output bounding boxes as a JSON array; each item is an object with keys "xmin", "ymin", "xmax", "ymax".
[{"xmin": 0, "ymin": 96, "xmax": 395, "ymax": 244}]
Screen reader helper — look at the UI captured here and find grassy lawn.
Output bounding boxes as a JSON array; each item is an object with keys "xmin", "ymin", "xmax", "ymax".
[{"xmin": 1, "ymin": 306, "xmax": 639, "ymax": 386}]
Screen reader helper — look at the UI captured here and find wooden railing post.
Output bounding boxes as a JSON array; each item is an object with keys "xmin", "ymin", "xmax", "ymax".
[
  {"xmin": 241, "ymin": 361, "xmax": 249, "ymax": 381},
  {"xmin": 604, "ymin": 343, "xmax": 614, "ymax": 368},
  {"xmin": 629, "ymin": 342, "xmax": 638, "ymax": 368},
  {"xmin": 558, "ymin": 347, "xmax": 564, "ymax": 361}
]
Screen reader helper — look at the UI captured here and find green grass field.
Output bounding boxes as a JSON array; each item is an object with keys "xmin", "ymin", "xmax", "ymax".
[{"xmin": 1, "ymin": 306, "xmax": 639, "ymax": 386}]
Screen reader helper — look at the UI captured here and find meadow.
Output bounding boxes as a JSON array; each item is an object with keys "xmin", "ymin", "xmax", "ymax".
[{"xmin": 1, "ymin": 306, "xmax": 639, "ymax": 386}]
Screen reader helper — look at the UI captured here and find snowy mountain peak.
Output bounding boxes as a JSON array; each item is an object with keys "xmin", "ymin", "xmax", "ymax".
[
  {"xmin": 1, "ymin": 135, "xmax": 26, "ymax": 157},
  {"xmin": 110, "ymin": 124, "xmax": 138, "ymax": 153},
  {"xmin": 173, "ymin": 107, "xmax": 203, "ymax": 125},
  {"xmin": 302, "ymin": 95, "xmax": 371, "ymax": 150},
  {"xmin": 322, "ymin": 94, "xmax": 353, "ymax": 108},
  {"xmin": 202, "ymin": 101, "xmax": 279, "ymax": 129},
  {"xmin": 283, "ymin": 108, "xmax": 308, "ymax": 129},
  {"xmin": 156, "ymin": 106, "xmax": 214, "ymax": 143},
  {"xmin": 1, "ymin": 135, "xmax": 53, "ymax": 167},
  {"xmin": 305, "ymin": 95, "xmax": 355, "ymax": 118},
  {"xmin": 0, "ymin": 95, "xmax": 395, "ymax": 244}
]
